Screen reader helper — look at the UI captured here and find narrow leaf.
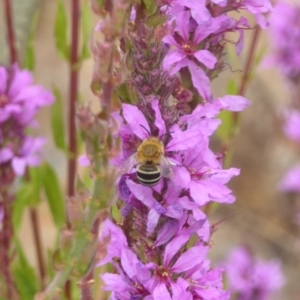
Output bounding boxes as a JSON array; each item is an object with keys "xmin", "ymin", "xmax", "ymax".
[
  {"xmin": 42, "ymin": 162, "xmax": 66, "ymax": 228},
  {"xmin": 13, "ymin": 239, "xmax": 39, "ymax": 300},
  {"xmin": 23, "ymin": 12, "xmax": 39, "ymax": 71},
  {"xmin": 226, "ymin": 78, "xmax": 238, "ymax": 95},
  {"xmin": 81, "ymin": 0, "xmax": 91, "ymax": 60},
  {"xmin": 13, "ymin": 185, "xmax": 32, "ymax": 230},
  {"xmin": 143, "ymin": 0, "xmax": 156, "ymax": 14},
  {"xmin": 28, "ymin": 166, "xmax": 43, "ymax": 206},
  {"xmin": 51, "ymin": 86, "xmax": 66, "ymax": 150},
  {"xmin": 54, "ymin": 0, "xmax": 69, "ymax": 60},
  {"xmin": 216, "ymin": 110, "xmax": 232, "ymax": 142}
]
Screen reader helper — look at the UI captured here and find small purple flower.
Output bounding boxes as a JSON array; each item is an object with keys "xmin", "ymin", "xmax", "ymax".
[
  {"xmin": 282, "ymin": 109, "xmax": 300, "ymax": 143},
  {"xmin": 163, "ymin": 10, "xmax": 218, "ymax": 100},
  {"xmin": 223, "ymin": 246, "xmax": 284, "ymax": 300}
]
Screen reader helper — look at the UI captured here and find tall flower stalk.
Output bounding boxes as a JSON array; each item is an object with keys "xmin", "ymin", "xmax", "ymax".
[
  {"xmin": 269, "ymin": 1, "xmax": 300, "ymax": 225},
  {"xmin": 0, "ymin": 65, "xmax": 54, "ymax": 298},
  {"xmin": 90, "ymin": 1, "xmax": 273, "ymax": 299}
]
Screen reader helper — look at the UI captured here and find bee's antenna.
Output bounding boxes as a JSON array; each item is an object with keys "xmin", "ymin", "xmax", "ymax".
[
  {"xmin": 160, "ymin": 131, "xmax": 174, "ymax": 139},
  {"xmin": 140, "ymin": 124, "xmax": 151, "ymax": 136}
]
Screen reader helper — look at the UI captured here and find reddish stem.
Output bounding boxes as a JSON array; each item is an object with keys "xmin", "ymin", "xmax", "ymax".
[
  {"xmin": 233, "ymin": 26, "xmax": 261, "ymax": 125},
  {"xmin": 0, "ymin": 193, "xmax": 17, "ymax": 299},
  {"xmin": 3, "ymin": 0, "xmax": 18, "ymax": 64},
  {"xmin": 29, "ymin": 208, "xmax": 46, "ymax": 288},
  {"xmin": 65, "ymin": 0, "xmax": 81, "ymax": 299}
]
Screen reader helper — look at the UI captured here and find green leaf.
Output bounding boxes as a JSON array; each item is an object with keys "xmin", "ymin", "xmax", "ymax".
[
  {"xmin": 81, "ymin": 0, "xmax": 91, "ymax": 61},
  {"xmin": 13, "ymin": 184, "xmax": 32, "ymax": 230},
  {"xmin": 28, "ymin": 166, "xmax": 43, "ymax": 206},
  {"xmin": 12, "ymin": 239, "xmax": 39, "ymax": 300},
  {"xmin": 143, "ymin": 0, "xmax": 156, "ymax": 14},
  {"xmin": 216, "ymin": 110, "xmax": 232, "ymax": 142},
  {"xmin": 54, "ymin": 0, "xmax": 69, "ymax": 60},
  {"xmin": 146, "ymin": 13, "xmax": 167, "ymax": 28},
  {"xmin": 23, "ymin": 12, "xmax": 39, "ymax": 71},
  {"xmin": 51, "ymin": 86, "xmax": 66, "ymax": 151},
  {"xmin": 42, "ymin": 162, "xmax": 66, "ymax": 228},
  {"xmin": 226, "ymin": 78, "xmax": 238, "ymax": 95}
]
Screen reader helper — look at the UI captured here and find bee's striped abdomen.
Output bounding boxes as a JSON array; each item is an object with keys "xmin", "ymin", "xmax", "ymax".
[{"xmin": 136, "ymin": 164, "xmax": 161, "ymax": 186}]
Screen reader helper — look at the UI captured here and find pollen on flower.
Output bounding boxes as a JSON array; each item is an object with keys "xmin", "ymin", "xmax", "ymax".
[
  {"xmin": 182, "ymin": 43, "xmax": 194, "ymax": 55},
  {"xmin": 156, "ymin": 266, "xmax": 170, "ymax": 279}
]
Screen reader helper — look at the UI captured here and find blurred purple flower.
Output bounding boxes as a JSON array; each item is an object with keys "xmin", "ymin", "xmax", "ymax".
[
  {"xmin": 0, "ymin": 64, "xmax": 54, "ymax": 125},
  {"xmin": 279, "ymin": 164, "xmax": 300, "ymax": 193},
  {"xmin": 223, "ymin": 246, "xmax": 284, "ymax": 300},
  {"xmin": 283, "ymin": 109, "xmax": 300, "ymax": 143},
  {"xmin": 0, "ymin": 64, "xmax": 54, "ymax": 177},
  {"xmin": 269, "ymin": 1, "xmax": 300, "ymax": 80}
]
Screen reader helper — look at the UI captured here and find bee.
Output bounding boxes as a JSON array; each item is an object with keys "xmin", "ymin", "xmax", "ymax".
[{"xmin": 124, "ymin": 136, "xmax": 174, "ymax": 186}]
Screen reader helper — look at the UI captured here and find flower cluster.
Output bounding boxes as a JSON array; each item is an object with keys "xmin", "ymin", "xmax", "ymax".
[
  {"xmin": 269, "ymin": 1, "xmax": 300, "ymax": 224},
  {"xmin": 95, "ymin": 1, "xmax": 273, "ymax": 299},
  {"xmin": 222, "ymin": 246, "xmax": 284, "ymax": 300},
  {"xmin": 269, "ymin": 1, "xmax": 300, "ymax": 81},
  {"xmin": 163, "ymin": 0, "xmax": 272, "ymax": 102},
  {"xmin": 0, "ymin": 64, "xmax": 54, "ymax": 181},
  {"xmin": 279, "ymin": 110, "xmax": 300, "ymax": 194}
]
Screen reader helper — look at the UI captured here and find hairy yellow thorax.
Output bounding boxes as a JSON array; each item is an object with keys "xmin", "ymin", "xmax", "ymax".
[{"xmin": 137, "ymin": 137, "xmax": 164, "ymax": 165}]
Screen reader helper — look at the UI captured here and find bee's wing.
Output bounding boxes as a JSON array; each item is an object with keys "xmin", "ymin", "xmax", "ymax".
[
  {"xmin": 160, "ymin": 155, "xmax": 175, "ymax": 179},
  {"xmin": 118, "ymin": 152, "xmax": 138, "ymax": 174}
]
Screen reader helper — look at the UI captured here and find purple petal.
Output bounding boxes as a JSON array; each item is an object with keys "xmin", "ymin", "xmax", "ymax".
[
  {"xmin": 171, "ymin": 166, "xmax": 191, "ymax": 188},
  {"xmin": 218, "ymin": 95, "xmax": 251, "ymax": 111},
  {"xmin": 194, "ymin": 50, "xmax": 217, "ymax": 69},
  {"xmin": 122, "ymin": 104, "xmax": 150, "ymax": 140},
  {"xmin": 152, "ymin": 100, "xmax": 166, "ymax": 136},
  {"xmin": 189, "ymin": 181, "xmax": 209, "ymax": 206},
  {"xmin": 194, "ymin": 21, "xmax": 220, "ymax": 43},
  {"xmin": 166, "ymin": 56, "xmax": 189, "ymax": 76},
  {"xmin": 166, "ymin": 125, "xmax": 203, "ymax": 151},
  {"xmin": 211, "ymin": 0, "xmax": 227, "ymax": 6},
  {"xmin": 162, "ymin": 34, "xmax": 181, "ymax": 48},
  {"xmin": 153, "ymin": 284, "xmax": 172, "ymax": 300},
  {"xmin": 163, "ymin": 228, "xmax": 191, "ymax": 266},
  {"xmin": 78, "ymin": 155, "xmax": 91, "ymax": 166},
  {"xmin": 236, "ymin": 30, "xmax": 244, "ymax": 55},
  {"xmin": 121, "ymin": 249, "xmax": 139, "ymax": 279},
  {"xmin": 172, "ymin": 246, "xmax": 208, "ymax": 273},
  {"xmin": 155, "ymin": 219, "xmax": 179, "ymax": 247},
  {"xmin": 101, "ymin": 273, "xmax": 134, "ymax": 294},
  {"xmin": 163, "ymin": 49, "xmax": 186, "ymax": 72},
  {"xmin": 8, "ymin": 66, "xmax": 33, "ymax": 99},
  {"xmin": 127, "ymin": 180, "xmax": 155, "ymax": 207},
  {"xmin": 209, "ymin": 168, "xmax": 240, "ymax": 184},
  {"xmin": 175, "ymin": 11, "xmax": 190, "ymax": 41},
  {"xmin": 12, "ymin": 157, "xmax": 26, "ymax": 176},
  {"xmin": 0, "ymin": 148, "xmax": 13, "ymax": 163},
  {"xmin": 147, "ymin": 208, "xmax": 160, "ymax": 234},
  {"xmin": 165, "ymin": 203, "xmax": 183, "ymax": 219},
  {"xmin": 244, "ymin": 0, "xmax": 273, "ymax": 14},
  {"xmin": 188, "ymin": 61, "xmax": 211, "ymax": 101},
  {"xmin": 171, "ymin": 279, "xmax": 193, "ymax": 300}
]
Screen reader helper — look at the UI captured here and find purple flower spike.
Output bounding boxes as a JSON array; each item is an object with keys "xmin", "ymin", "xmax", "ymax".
[
  {"xmin": 0, "ymin": 65, "xmax": 54, "ymax": 178},
  {"xmin": 223, "ymin": 246, "xmax": 284, "ymax": 300}
]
